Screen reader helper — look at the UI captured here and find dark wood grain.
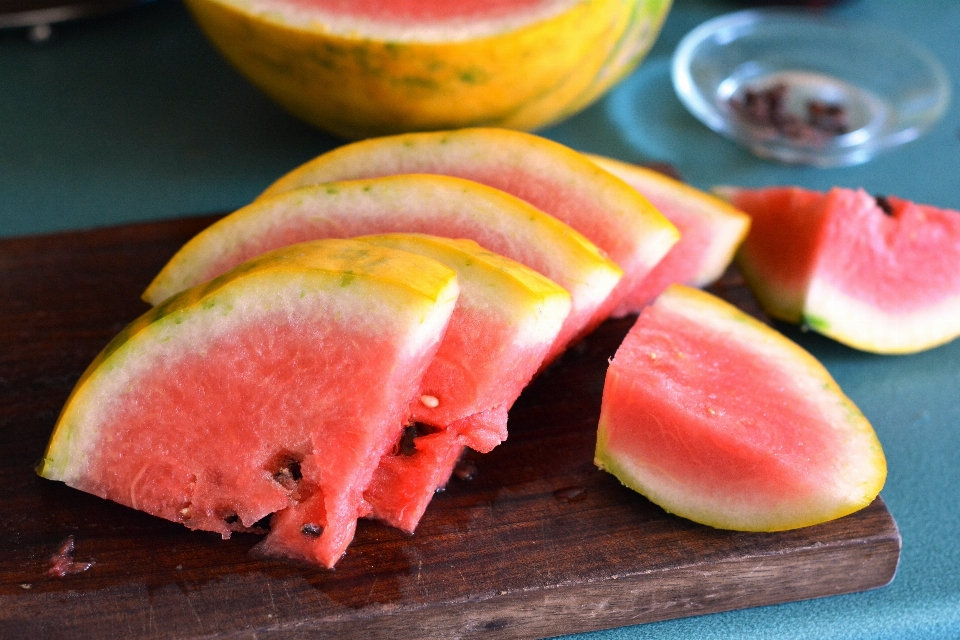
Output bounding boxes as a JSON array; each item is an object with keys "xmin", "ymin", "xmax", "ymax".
[{"xmin": 0, "ymin": 218, "xmax": 901, "ymax": 639}]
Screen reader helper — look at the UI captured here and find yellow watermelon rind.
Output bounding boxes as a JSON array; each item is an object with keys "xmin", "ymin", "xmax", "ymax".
[
  {"xmin": 143, "ymin": 174, "xmax": 623, "ymax": 362},
  {"xmin": 358, "ymin": 233, "xmax": 571, "ymax": 355},
  {"xmin": 257, "ymin": 128, "xmax": 679, "ymax": 316},
  {"xmin": 183, "ymin": 0, "xmax": 671, "ymax": 138}
]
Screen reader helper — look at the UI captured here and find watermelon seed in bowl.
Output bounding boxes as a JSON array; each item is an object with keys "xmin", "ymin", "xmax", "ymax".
[{"xmin": 672, "ymin": 8, "xmax": 950, "ymax": 167}]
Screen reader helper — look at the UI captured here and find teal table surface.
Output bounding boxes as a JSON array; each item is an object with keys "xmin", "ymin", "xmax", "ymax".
[{"xmin": 3, "ymin": 1, "xmax": 959, "ymax": 638}]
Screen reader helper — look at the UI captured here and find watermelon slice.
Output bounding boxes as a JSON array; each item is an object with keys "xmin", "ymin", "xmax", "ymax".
[
  {"xmin": 39, "ymin": 239, "xmax": 460, "ymax": 568},
  {"xmin": 595, "ymin": 284, "xmax": 886, "ymax": 532},
  {"xmin": 585, "ymin": 154, "xmax": 750, "ymax": 308},
  {"xmin": 719, "ymin": 185, "xmax": 960, "ymax": 354},
  {"xmin": 258, "ymin": 128, "xmax": 680, "ymax": 316},
  {"xmin": 359, "ymin": 233, "xmax": 571, "ymax": 532},
  {"xmin": 144, "ymin": 174, "xmax": 622, "ymax": 363}
]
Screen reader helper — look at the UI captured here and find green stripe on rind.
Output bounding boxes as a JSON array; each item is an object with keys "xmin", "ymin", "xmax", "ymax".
[
  {"xmin": 734, "ymin": 249, "xmax": 806, "ymax": 323},
  {"xmin": 804, "ymin": 313, "xmax": 830, "ymax": 333},
  {"xmin": 560, "ymin": 0, "xmax": 672, "ymax": 119}
]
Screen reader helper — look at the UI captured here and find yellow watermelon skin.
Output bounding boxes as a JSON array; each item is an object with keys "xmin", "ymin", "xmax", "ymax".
[{"xmin": 183, "ymin": 0, "xmax": 672, "ymax": 139}]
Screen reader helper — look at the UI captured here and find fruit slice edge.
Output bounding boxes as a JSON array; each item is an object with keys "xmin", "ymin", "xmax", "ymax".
[
  {"xmin": 595, "ymin": 284, "xmax": 886, "ymax": 532},
  {"xmin": 587, "ymin": 154, "xmax": 750, "ymax": 310},
  {"xmin": 144, "ymin": 173, "xmax": 622, "ymax": 363},
  {"xmin": 257, "ymin": 127, "xmax": 679, "ymax": 316}
]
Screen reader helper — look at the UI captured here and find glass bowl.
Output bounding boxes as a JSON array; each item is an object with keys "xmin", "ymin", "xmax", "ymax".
[{"xmin": 671, "ymin": 9, "xmax": 951, "ymax": 167}]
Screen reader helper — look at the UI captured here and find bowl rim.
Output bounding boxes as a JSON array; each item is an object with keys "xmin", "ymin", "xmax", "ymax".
[{"xmin": 670, "ymin": 8, "xmax": 952, "ymax": 166}]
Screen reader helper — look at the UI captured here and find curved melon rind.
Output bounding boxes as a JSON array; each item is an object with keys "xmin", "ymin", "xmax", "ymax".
[
  {"xmin": 258, "ymin": 128, "xmax": 679, "ymax": 317},
  {"xmin": 804, "ymin": 280, "xmax": 960, "ymax": 354},
  {"xmin": 587, "ymin": 154, "xmax": 750, "ymax": 309},
  {"xmin": 144, "ymin": 173, "xmax": 621, "ymax": 363},
  {"xmin": 595, "ymin": 284, "xmax": 886, "ymax": 532}
]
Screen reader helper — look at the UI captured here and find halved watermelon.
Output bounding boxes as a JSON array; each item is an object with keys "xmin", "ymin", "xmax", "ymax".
[
  {"xmin": 39, "ymin": 239, "xmax": 459, "ymax": 568},
  {"xmin": 183, "ymin": 0, "xmax": 671, "ymax": 138},
  {"xmin": 144, "ymin": 174, "xmax": 622, "ymax": 363},
  {"xmin": 258, "ymin": 128, "xmax": 679, "ymax": 317},
  {"xmin": 359, "ymin": 233, "xmax": 571, "ymax": 532},
  {"xmin": 595, "ymin": 284, "xmax": 886, "ymax": 531},
  {"xmin": 719, "ymin": 185, "xmax": 960, "ymax": 354},
  {"xmin": 586, "ymin": 154, "xmax": 750, "ymax": 309}
]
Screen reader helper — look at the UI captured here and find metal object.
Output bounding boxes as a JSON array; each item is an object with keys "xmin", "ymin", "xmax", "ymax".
[{"xmin": 0, "ymin": 0, "xmax": 155, "ymax": 40}]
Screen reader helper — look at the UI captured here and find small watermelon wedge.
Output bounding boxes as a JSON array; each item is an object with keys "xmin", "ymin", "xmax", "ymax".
[
  {"xmin": 144, "ymin": 174, "xmax": 622, "ymax": 363},
  {"xmin": 585, "ymin": 154, "xmax": 750, "ymax": 309},
  {"xmin": 595, "ymin": 284, "xmax": 886, "ymax": 532},
  {"xmin": 39, "ymin": 239, "xmax": 459, "ymax": 568},
  {"xmin": 359, "ymin": 233, "xmax": 571, "ymax": 533},
  {"xmin": 258, "ymin": 128, "xmax": 680, "ymax": 317},
  {"xmin": 719, "ymin": 185, "xmax": 960, "ymax": 354}
]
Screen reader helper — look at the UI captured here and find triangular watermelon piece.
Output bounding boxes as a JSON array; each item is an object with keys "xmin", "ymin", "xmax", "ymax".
[
  {"xmin": 358, "ymin": 233, "xmax": 571, "ymax": 533},
  {"xmin": 595, "ymin": 284, "xmax": 886, "ymax": 532},
  {"xmin": 720, "ymin": 185, "xmax": 960, "ymax": 354},
  {"xmin": 258, "ymin": 127, "xmax": 679, "ymax": 317},
  {"xmin": 586, "ymin": 154, "xmax": 750, "ymax": 309},
  {"xmin": 39, "ymin": 240, "xmax": 459, "ymax": 568},
  {"xmin": 144, "ymin": 174, "xmax": 621, "ymax": 364}
]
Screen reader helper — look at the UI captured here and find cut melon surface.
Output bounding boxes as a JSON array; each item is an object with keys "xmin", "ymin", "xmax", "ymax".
[
  {"xmin": 595, "ymin": 284, "xmax": 886, "ymax": 532},
  {"xmin": 145, "ymin": 174, "xmax": 621, "ymax": 363},
  {"xmin": 258, "ymin": 128, "xmax": 679, "ymax": 317},
  {"xmin": 359, "ymin": 234, "xmax": 571, "ymax": 532},
  {"xmin": 586, "ymin": 154, "xmax": 750, "ymax": 309},
  {"xmin": 360, "ymin": 233, "xmax": 571, "ymax": 442},
  {"xmin": 720, "ymin": 185, "xmax": 960, "ymax": 353},
  {"xmin": 40, "ymin": 239, "xmax": 459, "ymax": 568}
]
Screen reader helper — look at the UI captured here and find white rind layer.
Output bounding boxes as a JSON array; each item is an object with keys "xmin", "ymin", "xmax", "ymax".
[
  {"xmin": 805, "ymin": 276, "xmax": 960, "ymax": 354},
  {"xmin": 210, "ymin": 0, "xmax": 581, "ymax": 42}
]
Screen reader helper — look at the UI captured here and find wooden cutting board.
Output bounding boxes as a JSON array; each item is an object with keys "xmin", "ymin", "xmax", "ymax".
[{"xmin": 0, "ymin": 216, "xmax": 900, "ymax": 639}]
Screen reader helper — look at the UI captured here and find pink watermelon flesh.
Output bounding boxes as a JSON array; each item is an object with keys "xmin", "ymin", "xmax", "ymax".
[
  {"xmin": 595, "ymin": 284, "xmax": 885, "ymax": 531},
  {"xmin": 726, "ymin": 185, "xmax": 960, "ymax": 352},
  {"xmin": 406, "ymin": 302, "xmax": 535, "ymax": 448},
  {"xmin": 721, "ymin": 186, "xmax": 830, "ymax": 322},
  {"xmin": 586, "ymin": 158, "xmax": 750, "ymax": 309},
  {"xmin": 364, "ymin": 406, "xmax": 506, "ymax": 533},
  {"xmin": 52, "ymin": 241, "xmax": 458, "ymax": 568},
  {"xmin": 78, "ymin": 318, "xmax": 430, "ymax": 567},
  {"xmin": 357, "ymin": 234, "xmax": 568, "ymax": 533},
  {"xmin": 604, "ymin": 298, "xmax": 830, "ymax": 505},
  {"xmin": 281, "ymin": 0, "xmax": 561, "ymax": 21}
]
